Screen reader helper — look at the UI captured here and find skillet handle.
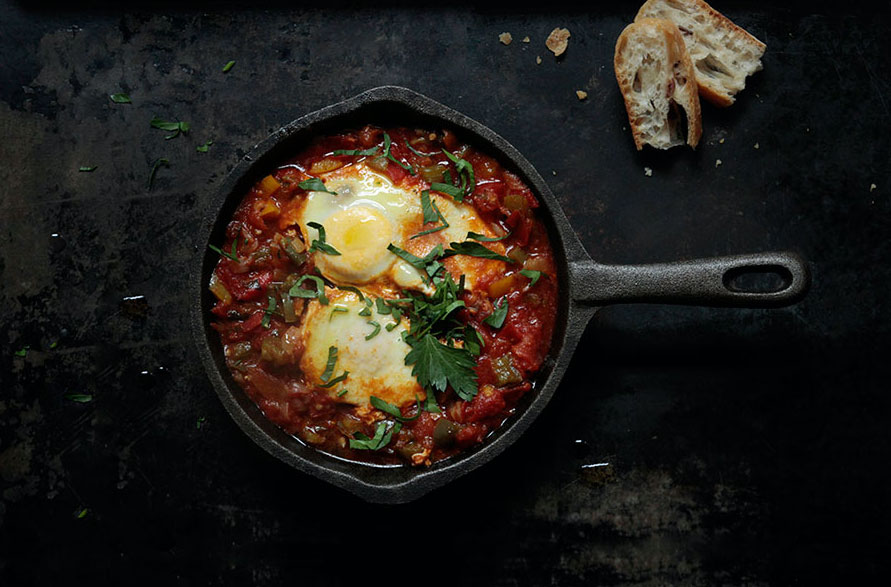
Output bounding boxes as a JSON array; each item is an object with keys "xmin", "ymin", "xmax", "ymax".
[{"xmin": 569, "ymin": 252, "xmax": 810, "ymax": 308}]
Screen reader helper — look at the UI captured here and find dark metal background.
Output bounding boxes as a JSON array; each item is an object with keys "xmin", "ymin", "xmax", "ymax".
[{"xmin": 1, "ymin": 1, "xmax": 889, "ymax": 584}]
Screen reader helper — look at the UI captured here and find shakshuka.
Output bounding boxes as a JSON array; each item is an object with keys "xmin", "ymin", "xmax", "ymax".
[{"xmin": 208, "ymin": 125, "xmax": 558, "ymax": 466}]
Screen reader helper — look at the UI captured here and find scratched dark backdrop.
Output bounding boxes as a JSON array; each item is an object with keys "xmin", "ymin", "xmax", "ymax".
[{"xmin": 1, "ymin": 1, "xmax": 889, "ymax": 585}]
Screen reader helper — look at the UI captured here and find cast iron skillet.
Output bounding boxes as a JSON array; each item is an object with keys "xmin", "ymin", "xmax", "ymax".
[{"xmin": 191, "ymin": 86, "xmax": 809, "ymax": 504}]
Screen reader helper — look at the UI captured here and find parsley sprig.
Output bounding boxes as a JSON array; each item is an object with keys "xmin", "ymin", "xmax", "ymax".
[{"xmin": 306, "ymin": 221, "xmax": 341, "ymax": 256}]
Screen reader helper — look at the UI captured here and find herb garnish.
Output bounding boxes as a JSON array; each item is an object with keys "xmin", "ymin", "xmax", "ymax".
[
  {"xmin": 442, "ymin": 149, "xmax": 476, "ymax": 200},
  {"xmin": 196, "ymin": 140, "xmax": 213, "ymax": 153},
  {"xmin": 358, "ymin": 306, "xmax": 372, "ymax": 317},
  {"xmin": 78, "ymin": 166, "xmax": 97, "ymax": 172},
  {"xmin": 336, "ymin": 388, "xmax": 349, "ymax": 397},
  {"xmin": 332, "ymin": 147, "xmax": 379, "ymax": 157},
  {"xmin": 411, "ymin": 190, "xmax": 450, "ymax": 239},
  {"xmin": 320, "ymin": 346, "xmax": 338, "ymax": 383},
  {"xmin": 329, "ymin": 306, "xmax": 349, "ymax": 320},
  {"xmin": 382, "ymin": 132, "xmax": 416, "ymax": 175},
  {"xmin": 405, "ymin": 141, "xmax": 432, "ymax": 157},
  {"xmin": 319, "ymin": 372, "xmax": 349, "ymax": 388},
  {"xmin": 467, "ymin": 231, "xmax": 511, "ymax": 242},
  {"xmin": 222, "ymin": 60, "xmax": 236, "ymax": 73},
  {"xmin": 208, "ymin": 237, "xmax": 239, "ymax": 262},
  {"xmin": 261, "ymin": 295, "xmax": 277, "ymax": 328},
  {"xmin": 65, "ymin": 393, "xmax": 93, "ymax": 403},
  {"xmin": 298, "ymin": 178, "xmax": 337, "ymax": 195},
  {"xmin": 14, "ymin": 346, "xmax": 29, "ymax": 357},
  {"xmin": 109, "ymin": 93, "xmax": 131, "ymax": 104},
  {"xmin": 74, "ymin": 507, "xmax": 89, "ymax": 519},
  {"xmin": 445, "ymin": 241, "xmax": 514, "ymax": 264},
  {"xmin": 150, "ymin": 117, "xmax": 190, "ymax": 139},
  {"xmin": 484, "ymin": 297, "xmax": 509, "ymax": 328},
  {"xmin": 349, "ymin": 420, "xmax": 400, "ymax": 450},
  {"xmin": 520, "ymin": 269, "xmax": 542, "ymax": 287},
  {"xmin": 430, "ymin": 182, "xmax": 462, "ymax": 199},
  {"xmin": 147, "ymin": 157, "xmax": 169, "ymax": 190},
  {"xmin": 365, "ymin": 320, "xmax": 381, "ymax": 340},
  {"xmin": 306, "ymin": 221, "xmax": 341, "ymax": 256},
  {"xmin": 288, "ymin": 275, "xmax": 329, "ymax": 305},
  {"xmin": 370, "ymin": 395, "xmax": 421, "ymax": 422},
  {"xmin": 404, "ymin": 334, "xmax": 477, "ymax": 401}
]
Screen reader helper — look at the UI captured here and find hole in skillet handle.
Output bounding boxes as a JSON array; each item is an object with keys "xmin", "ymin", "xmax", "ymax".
[{"xmin": 723, "ymin": 264, "xmax": 792, "ymax": 294}]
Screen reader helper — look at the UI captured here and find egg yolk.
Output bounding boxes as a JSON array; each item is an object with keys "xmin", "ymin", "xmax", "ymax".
[{"xmin": 318, "ymin": 206, "xmax": 395, "ymax": 284}]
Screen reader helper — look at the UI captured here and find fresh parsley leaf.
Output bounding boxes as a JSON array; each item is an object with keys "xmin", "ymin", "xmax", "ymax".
[
  {"xmin": 365, "ymin": 320, "xmax": 381, "ymax": 340},
  {"xmin": 404, "ymin": 333, "xmax": 478, "ymax": 401},
  {"xmin": 147, "ymin": 157, "xmax": 169, "ymax": 190},
  {"xmin": 423, "ymin": 389, "xmax": 441, "ymax": 413},
  {"xmin": 261, "ymin": 295, "xmax": 277, "ymax": 328},
  {"xmin": 463, "ymin": 325, "xmax": 483, "ymax": 356},
  {"xmin": 298, "ymin": 178, "xmax": 337, "ymax": 195},
  {"xmin": 208, "ymin": 242, "xmax": 239, "ymax": 262},
  {"xmin": 329, "ymin": 306, "xmax": 349, "ymax": 321},
  {"xmin": 387, "ymin": 243, "xmax": 444, "ymax": 276},
  {"xmin": 78, "ymin": 166, "xmax": 97, "ymax": 172},
  {"xmin": 467, "ymin": 231, "xmax": 511, "ymax": 242},
  {"xmin": 411, "ymin": 191, "xmax": 450, "ymax": 239},
  {"xmin": 430, "ymin": 182, "xmax": 462, "ymax": 199},
  {"xmin": 320, "ymin": 346, "xmax": 338, "ymax": 383},
  {"xmin": 484, "ymin": 297, "xmax": 508, "ymax": 328},
  {"xmin": 445, "ymin": 241, "xmax": 514, "ymax": 264},
  {"xmin": 306, "ymin": 221, "xmax": 341, "ymax": 256},
  {"xmin": 520, "ymin": 269, "xmax": 542, "ymax": 287},
  {"xmin": 385, "ymin": 322, "xmax": 398, "ymax": 332},
  {"xmin": 150, "ymin": 117, "xmax": 190, "ymax": 139},
  {"xmin": 442, "ymin": 149, "xmax": 475, "ymax": 199},
  {"xmin": 382, "ymin": 132, "xmax": 415, "ymax": 175},
  {"xmin": 370, "ymin": 395, "xmax": 421, "ymax": 422},
  {"xmin": 196, "ymin": 140, "xmax": 213, "ymax": 153},
  {"xmin": 14, "ymin": 346, "xmax": 29, "ymax": 358},
  {"xmin": 374, "ymin": 297, "xmax": 391, "ymax": 315},
  {"xmin": 358, "ymin": 306, "xmax": 372, "ymax": 317},
  {"xmin": 349, "ymin": 420, "xmax": 400, "ymax": 450},
  {"xmin": 288, "ymin": 275, "xmax": 329, "ymax": 305},
  {"xmin": 109, "ymin": 93, "xmax": 131, "ymax": 104},
  {"xmin": 65, "ymin": 393, "xmax": 93, "ymax": 403},
  {"xmin": 336, "ymin": 388, "xmax": 349, "ymax": 397},
  {"xmin": 222, "ymin": 60, "xmax": 236, "ymax": 73},
  {"xmin": 318, "ymin": 371, "xmax": 349, "ymax": 388},
  {"xmin": 332, "ymin": 147, "xmax": 379, "ymax": 156},
  {"xmin": 405, "ymin": 141, "xmax": 431, "ymax": 157}
]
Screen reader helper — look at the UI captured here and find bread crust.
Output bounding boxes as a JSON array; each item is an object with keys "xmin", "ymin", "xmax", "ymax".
[
  {"xmin": 635, "ymin": 0, "xmax": 766, "ymax": 107},
  {"xmin": 614, "ymin": 18, "xmax": 702, "ymax": 150}
]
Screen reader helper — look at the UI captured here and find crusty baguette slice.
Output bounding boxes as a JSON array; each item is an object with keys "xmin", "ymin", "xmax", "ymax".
[
  {"xmin": 614, "ymin": 18, "xmax": 702, "ymax": 150},
  {"xmin": 635, "ymin": 0, "xmax": 766, "ymax": 107}
]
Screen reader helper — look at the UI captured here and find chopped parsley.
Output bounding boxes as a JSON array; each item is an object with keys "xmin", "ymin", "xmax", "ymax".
[
  {"xmin": 382, "ymin": 132, "xmax": 415, "ymax": 175},
  {"xmin": 196, "ymin": 140, "xmax": 213, "ymax": 153},
  {"xmin": 150, "ymin": 117, "xmax": 190, "ymax": 139},
  {"xmin": 411, "ymin": 190, "xmax": 449, "ymax": 239},
  {"xmin": 147, "ymin": 157, "xmax": 169, "ymax": 190},
  {"xmin": 298, "ymin": 178, "xmax": 337, "ymax": 195},
  {"xmin": 261, "ymin": 295, "xmax": 277, "ymax": 328},
  {"xmin": 365, "ymin": 320, "xmax": 381, "ymax": 340},
  {"xmin": 329, "ymin": 306, "xmax": 349, "ymax": 320},
  {"xmin": 78, "ymin": 166, "xmax": 97, "ymax": 172},
  {"xmin": 306, "ymin": 221, "xmax": 341, "ymax": 256},
  {"xmin": 442, "ymin": 149, "xmax": 475, "ymax": 200},
  {"xmin": 208, "ymin": 237, "xmax": 239, "ymax": 262},
  {"xmin": 520, "ymin": 269, "xmax": 542, "ymax": 287},
  {"xmin": 222, "ymin": 60, "xmax": 236, "ymax": 73},
  {"xmin": 288, "ymin": 274, "xmax": 329, "ymax": 305},
  {"xmin": 109, "ymin": 93, "xmax": 131, "ymax": 104},
  {"xmin": 65, "ymin": 393, "xmax": 93, "ymax": 403},
  {"xmin": 484, "ymin": 297, "xmax": 509, "ymax": 328},
  {"xmin": 349, "ymin": 420, "xmax": 400, "ymax": 450},
  {"xmin": 430, "ymin": 182, "xmax": 462, "ymax": 199},
  {"xmin": 14, "ymin": 346, "xmax": 29, "ymax": 358},
  {"xmin": 467, "ymin": 231, "xmax": 511, "ymax": 242},
  {"xmin": 445, "ymin": 241, "xmax": 514, "ymax": 264},
  {"xmin": 332, "ymin": 147, "xmax": 379, "ymax": 156},
  {"xmin": 370, "ymin": 395, "xmax": 421, "ymax": 422}
]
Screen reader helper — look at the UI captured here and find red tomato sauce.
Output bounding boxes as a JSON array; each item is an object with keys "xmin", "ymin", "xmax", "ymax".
[{"xmin": 208, "ymin": 125, "xmax": 558, "ymax": 466}]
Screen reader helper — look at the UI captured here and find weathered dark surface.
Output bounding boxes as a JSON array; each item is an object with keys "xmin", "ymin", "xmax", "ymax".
[{"xmin": 1, "ymin": 1, "xmax": 889, "ymax": 585}]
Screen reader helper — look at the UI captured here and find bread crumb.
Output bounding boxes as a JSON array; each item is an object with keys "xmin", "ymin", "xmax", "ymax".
[
  {"xmin": 576, "ymin": 90, "xmax": 588, "ymax": 100},
  {"xmin": 546, "ymin": 27, "xmax": 570, "ymax": 56},
  {"xmin": 715, "ymin": 159, "xmax": 722, "ymax": 168},
  {"xmin": 536, "ymin": 56, "xmax": 542, "ymax": 65},
  {"xmin": 754, "ymin": 142, "xmax": 760, "ymax": 149},
  {"xmin": 870, "ymin": 183, "xmax": 877, "ymax": 192},
  {"xmin": 522, "ymin": 36, "xmax": 530, "ymax": 43},
  {"xmin": 644, "ymin": 167, "xmax": 653, "ymax": 176},
  {"xmin": 499, "ymin": 32, "xmax": 513, "ymax": 45}
]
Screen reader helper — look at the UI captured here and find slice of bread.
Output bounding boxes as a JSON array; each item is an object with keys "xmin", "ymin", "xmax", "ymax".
[
  {"xmin": 635, "ymin": 0, "xmax": 766, "ymax": 107},
  {"xmin": 614, "ymin": 18, "xmax": 702, "ymax": 150}
]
